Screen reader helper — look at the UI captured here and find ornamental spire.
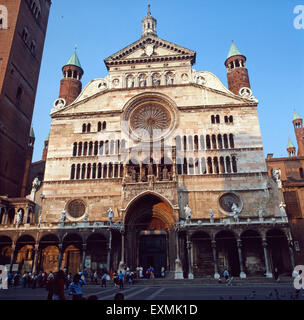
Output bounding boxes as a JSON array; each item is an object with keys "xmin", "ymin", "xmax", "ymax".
[{"xmin": 142, "ymin": 1, "xmax": 157, "ymax": 37}]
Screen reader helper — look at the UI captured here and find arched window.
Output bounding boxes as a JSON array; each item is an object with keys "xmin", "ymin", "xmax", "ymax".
[
  {"xmin": 81, "ymin": 164, "xmax": 86, "ymax": 179},
  {"xmin": 183, "ymin": 136, "xmax": 187, "ymax": 151},
  {"xmin": 104, "ymin": 140, "xmax": 109, "ymax": 155},
  {"xmin": 16, "ymin": 86, "xmax": 23, "ymax": 107},
  {"xmin": 88, "ymin": 142, "xmax": 93, "ymax": 156},
  {"xmin": 97, "ymin": 163, "xmax": 102, "ymax": 179},
  {"xmin": 87, "ymin": 123, "xmax": 91, "ymax": 133},
  {"xmin": 76, "ymin": 164, "xmax": 81, "ymax": 179},
  {"xmin": 70, "ymin": 165, "xmax": 75, "ymax": 180},
  {"xmin": 22, "ymin": 28, "xmax": 28, "ymax": 42},
  {"xmin": 103, "ymin": 121, "xmax": 107, "ymax": 130},
  {"xmin": 177, "ymin": 158, "xmax": 183, "ymax": 175},
  {"xmin": 216, "ymin": 115, "xmax": 220, "ymax": 124},
  {"xmin": 223, "ymin": 134, "xmax": 229, "ymax": 149},
  {"xmin": 82, "ymin": 124, "xmax": 86, "ymax": 133},
  {"xmin": 83, "ymin": 142, "xmax": 88, "ymax": 156},
  {"xmin": 73, "ymin": 143, "xmax": 77, "ymax": 156},
  {"xmin": 206, "ymin": 135, "xmax": 211, "ymax": 150},
  {"xmin": 195, "ymin": 158, "xmax": 200, "ymax": 175},
  {"xmin": 30, "ymin": 40, "xmax": 36, "ymax": 55},
  {"xmin": 212, "ymin": 135, "xmax": 217, "ymax": 149},
  {"xmin": 229, "ymin": 116, "xmax": 233, "ymax": 123},
  {"xmin": 188, "ymin": 136, "xmax": 193, "ymax": 151},
  {"xmin": 225, "ymin": 116, "xmax": 228, "ymax": 123},
  {"xmin": 189, "ymin": 158, "xmax": 194, "ymax": 175},
  {"xmin": 207, "ymin": 157, "xmax": 213, "ymax": 174},
  {"xmin": 220, "ymin": 157, "xmax": 225, "ymax": 173},
  {"xmin": 92, "ymin": 163, "xmax": 97, "ymax": 179},
  {"xmin": 214, "ymin": 157, "xmax": 219, "ymax": 174},
  {"xmin": 99, "ymin": 141, "xmax": 104, "ymax": 155},
  {"xmin": 226, "ymin": 157, "xmax": 231, "ymax": 173},
  {"xmin": 78, "ymin": 142, "xmax": 83, "ymax": 156},
  {"xmin": 232, "ymin": 156, "xmax": 237, "ymax": 173},
  {"xmin": 200, "ymin": 135, "xmax": 205, "ymax": 150},
  {"xmin": 218, "ymin": 134, "xmax": 223, "ymax": 149},
  {"xmin": 94, "ymin": 141, "xmax": 98, "ymax": 156},
  {"xmin": 103, "ymin": 164, "xmax": 108, "ymax": 179},
  {"xmin": 194, "ymin": 135, "xmax": 199, "ymax": 151},
  {"xmin": 229, "ymin": 134, "xmax": 235, "ymax": 149},
  {"xmin": 201, "ymin": 158, "xmax": 207, "ymax": 174},
  {"xmin": 86, "ymin": 164, "xmax": 91, "ymax": 179},
  {"xmin": 211, "ymin": 115, "xmax": 215, "ymax": 124},
  {"xmin": 98, "ymin": 122, "xmax": 102, "ymax": 132},
  {"xmin": 183, "ymin": 158, "xmax": 188, "ymax": 175}
]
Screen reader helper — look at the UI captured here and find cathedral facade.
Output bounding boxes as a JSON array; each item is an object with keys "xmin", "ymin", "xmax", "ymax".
[{"xmin": 0, "ymin": 7, "xmax": 296, "ymax": 278}]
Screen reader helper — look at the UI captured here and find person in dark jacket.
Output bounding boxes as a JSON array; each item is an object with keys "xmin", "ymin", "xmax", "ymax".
[{"xmin": 53, "ymin": 270, "xmax": 66, "ymax": 300}]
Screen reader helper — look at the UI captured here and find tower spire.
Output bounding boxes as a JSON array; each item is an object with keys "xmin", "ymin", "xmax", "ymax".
[{"xmin": 142, "ymin": 2, "xmax": 157, "ymax": 37}]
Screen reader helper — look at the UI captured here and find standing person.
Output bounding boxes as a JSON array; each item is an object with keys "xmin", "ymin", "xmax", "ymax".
[
  {"xmin": 150, "ymin": 266, "xmax": 155, "ymax": 279},
  {"xmin": 139, "ymin": 266, "xmax": 143, "ymax": 279},
  {"xmin": 223, "ymin": 269, "xmax": 230, "ymax": 282},
  {"xmin": 161, "ymin": 267, "xmax": 166, "ymax": 278},
  {"xmin": 118, "ymin": 270, "xmax": 124, "ymax": 290},
  {"xmin": 101, "ymin": 273, "xmax": 107, "ymax": 288},
  {"xmin": 113, "ymin": 271, "xmax": 118, "ymax": 288},
  {"xmin": 46, "ymin": 276, "xmax": 55, "ymax": 300},
  {"xmin": 93, "ymin": 271, "xmax": 98, "ymax": 285},
  {"xmin": 52, "ymin": 270, "xmax": 66, "ymax": 300},
  {"xmin": 69, "ymin": 274, "xmax": 83, "ymax": 300},
  {"xmin": 32, "ymin": 274, "xmax": 38, "ymax": 289},
  {"xmin": 274, "ymin": 267, "xmax": 280, "ymax": 283}
]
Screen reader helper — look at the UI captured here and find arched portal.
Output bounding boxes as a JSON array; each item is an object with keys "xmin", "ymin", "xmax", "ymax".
[
  {"xmin": 39, "ymin": 234, "xmax": 60, "ymax": 273},
  {"xmin": 124, "ymin": 193, "xmax": 175, "ymax": 277},
  {"xmin": 267, "ymin": 229, "xmax": 292, "ymax": 275},
  {"xmin": 0, "ymin": 236, "xmax": 12, "ymax": 265},
  {"xmin": 62, "ymin": 233, "xmax": 83, "ymax": 275},
  {"xmin": 215, "ymin": 230, "xmax": 240, "ymax": 276}
]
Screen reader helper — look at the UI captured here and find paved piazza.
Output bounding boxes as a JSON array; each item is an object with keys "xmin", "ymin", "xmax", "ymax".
[{"xmin": 0, "ymin": 282, "xmax": 302, "ymax": 301}]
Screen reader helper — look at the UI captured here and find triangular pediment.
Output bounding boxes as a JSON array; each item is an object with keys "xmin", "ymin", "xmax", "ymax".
[{"xmin": 104, "ymin": 35, "xmax": 196, "ymax": 69}]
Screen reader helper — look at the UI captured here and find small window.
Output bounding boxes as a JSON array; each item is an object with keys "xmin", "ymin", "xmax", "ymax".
[
  {"xmin": 22, "ymin": 28, "xmax": 28, "ymax": 42},
  {"xmin": 30, "ymin": 40, "xmax": 36, "ymax": 55},
  {"xmin": 103, "ymin": 121, "xmax": 106, "ymax": 130},
  {"xmin": 300, "ymin": 168, "xmax": 304, "ymax": 179}
]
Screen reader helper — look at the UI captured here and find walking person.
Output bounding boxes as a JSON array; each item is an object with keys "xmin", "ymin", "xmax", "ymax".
[
  {"xmin": 101, "ymin": 273, "xmax": 107, "ymax": 288},
  {"xmin": 69, "ymin": 274, "xmax": 83, "ymax": 300},
  {"xmin": 52, "ymin": 270, "xmax": 66, "ymax": 300},
  {"xmin": 118, "ymin": 270, "xmax": 124, "ymax": 290},
  {"xmin": 223, "ymin": 269, "xmax": 230, "ymax": 282}
]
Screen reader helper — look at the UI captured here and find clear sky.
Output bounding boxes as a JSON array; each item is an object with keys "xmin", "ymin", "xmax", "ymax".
[{"xmin": 32, "ymin": 0, "xmax": 304, "ymax": 161}]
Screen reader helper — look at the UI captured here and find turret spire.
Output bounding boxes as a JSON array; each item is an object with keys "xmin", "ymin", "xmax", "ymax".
[{"xmin": 142, "ymin": 2, "xmax": 157, "ymax": 37}]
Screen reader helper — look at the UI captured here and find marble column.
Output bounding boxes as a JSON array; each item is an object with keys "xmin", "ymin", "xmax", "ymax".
[
  {"xmin": 9, "ymin": 243, "xmax": 16, "ymax": 272},
  {"xmin": 211, "ymin": 240, "xmax": 220, "ymax": 279},
  {"xmin": 186, "ymin": 233, "xmax": 194, "ymax": 279},
  {"xmin": 118, "ymin": 230, "xmax": 125, "ymax": 272},
  {"xmin": 32, "ymin": 244, "xmax": 39, "ymax": 274},
  {"xmin": 237, "ymin": 239, "xmax": 246, "ymax": 279},
  {"xmin": 107, "ymin": 228, "xmax": 112, "ymax": 272},
  {"xmin": 81, "ymin": 244, "xmax": 87, "ymax": 272},
  {"xmin": 262, "ymin": 240, "xmax": 272, "ymax": 278},
  {"xmin": 174, "ymin": 229, "xmax": 184, "ymax": 279},
  {"xmin": 57, "ymin": 244, "xmax": 63, "ymax": 272}
]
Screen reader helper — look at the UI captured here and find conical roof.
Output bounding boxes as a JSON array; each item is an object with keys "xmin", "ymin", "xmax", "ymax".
[
  {"xmin": 65, "ymin": 51, "xmax": 82, "ymax": 69},
  {"xmin": 287, "ymin": 138, "xmax": 295, "ymax": 149},
  {"xmin": 293, "ymin": 110, "xmax": 302, "ymax": 121},
  {"xmin": 227, "ymin": 42, "xmax": 243, "ymax": 59}
]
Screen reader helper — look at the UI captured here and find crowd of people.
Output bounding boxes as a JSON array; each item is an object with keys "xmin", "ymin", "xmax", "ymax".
[{"xmin": 4, "ymin": 265, "xmax": 165, "ymax": 300}]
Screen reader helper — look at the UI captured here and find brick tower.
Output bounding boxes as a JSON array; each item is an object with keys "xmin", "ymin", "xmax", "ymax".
[
  {"xmin": 59, "ymin": 51, "xmax": 84, "ymax": 106},
  {"xmin": 293, "ymin": 110, "xmax": 304, "ymax": 156},
  {"xmin": 287, "ymin": 138, "xmax": 296, "ymax": 157},
  {"xmin": 225, "ymin": 42, "xmax": 251, "ymax": 96},
  {"xmin": 0, "ymin": 0, "xmax": 51, "ymax": 197}
]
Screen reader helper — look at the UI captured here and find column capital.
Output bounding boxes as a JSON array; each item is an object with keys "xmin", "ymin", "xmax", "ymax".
[
  {"xmin": 211, "ymin": 240, "xmax": 217, "ymax": 249},
  {"xmin": 262, "ymin": 240, "xmax": 268, "ymax": 248},
  {"xmin": 58, "ymin": 243, "xmax": 63, "ymax": 250}
]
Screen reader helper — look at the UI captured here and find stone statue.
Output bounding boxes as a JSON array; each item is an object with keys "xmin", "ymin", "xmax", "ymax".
[
  {"xmin": 272, "ymin": 169, "xmax": 282, "ymax": 189},
  {"xmin": 84, "ymin": 213, "xmax": 89, "ymax": 222},
  {"xmin": 128, "ymin": 77, "xmax": 134, "ymax": 88},
  {"xmin": 107, "ymin": 208, "xmax": 114, "ymax": 222},
  {"xmin": 162, "ymin": 166, "xmax": 168, "ymax": 180},
  {"xmin": 38, "ymin": 214, "xmax": 42, "ymax": 226},
  {"xmin": 279, "ymin": 202, "xmax": 287, "ymax": 217},
  {"xmin": 231, "ymin": 203, "xmax": 239, "ymax": 216},
  {"xmin": 16, "ymin": 210, "xmax": 23, "ymax": 225},
  {"xmin": 209, "ymin": 209, "xmax": 214, "ymax": 223},
  {"xmin": 184, "ymin": 204, "xmax": 191, "ymax": 221},
  {"xmin": 197, "ymin": 76, "xmax": 205, "ymax": 85},
  {"xmin": 32, "ymin": 177, "xmax": 41, "ymax": 191},
  {"xmin": 61, "ymin": 211, "xmax": 66, "ymax": 223}
]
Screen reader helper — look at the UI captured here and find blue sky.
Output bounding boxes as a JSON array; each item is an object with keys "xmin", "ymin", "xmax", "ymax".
[{"xmin": 32, "ymin": 0, "xmax": 304, "ymax": 161}]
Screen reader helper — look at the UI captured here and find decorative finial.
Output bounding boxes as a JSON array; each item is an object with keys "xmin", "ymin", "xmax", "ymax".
[
  {"xmin": 148, "ymin": 1, "xmax": 151, "ymax": 16},
  {"xmin": 74, "ymin": 44, "xmax": 78, "ymax": 52}
]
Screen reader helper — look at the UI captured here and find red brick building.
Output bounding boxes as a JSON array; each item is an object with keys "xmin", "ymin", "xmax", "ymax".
[
  {"xmin": 266, "ymin": 110, "xmax": 304, "ymax": 265},
  {"xmin": 0, "ymin": 0, "xmax": 51, "ymax": 197}
]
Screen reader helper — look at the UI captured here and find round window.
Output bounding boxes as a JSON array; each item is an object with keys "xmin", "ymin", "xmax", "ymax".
[
  {"xmin": 218, "ymin": 193, "xmax": 242, "ymax": 216},
  {"xmin": 67, "ymin": 200, "xmax": 86, "ymax": 219}
]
